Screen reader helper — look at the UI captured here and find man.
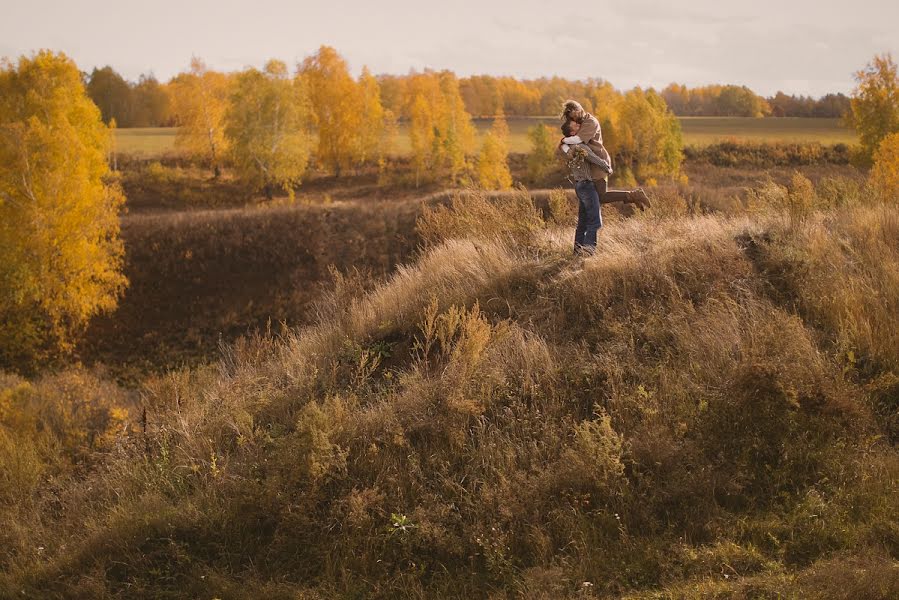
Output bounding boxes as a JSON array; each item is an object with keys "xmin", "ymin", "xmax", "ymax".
[
  {"xmin": 561, "ymin": 100, "xmax": 651, "ymax": 210},
  {"xmin": 557, "ymin": 121, "xmax": 613, "ymax": 255}
]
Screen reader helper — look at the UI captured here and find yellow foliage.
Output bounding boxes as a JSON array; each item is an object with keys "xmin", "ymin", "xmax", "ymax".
[
  {"xmin": 170, "ymin": 57, "xmax": 230, "ymax": 177},
  {"xmin": 848, "ymin": 54, "xmax": 899, "ymax": 162},
  {"xmin": 301, "ymin": 46, "xmax": 364, "ymax": 175},
  {"xmin": 0, "ymin": 51, "xmax": 126, "ymax": 370},
  {"xmin": 477, "ymin": 113, "xmax": 512, "ymax": 190},
  {"xmin": 615, "ymin": 88, "xmax": 684, "ymax": 181},
  {"xmin": 0, "ymin": 369, "xmax": 129, "ymax": 503},
  {"xmin": 224, "ymin": 60, "xmax": 315, "ymax": 197},
  {"xmin": 404, "ymin": 70, "xmax": 477, "ymax": 186},
  {"xmin": 354, "ymin": 67, "xmax": 395, "ymax": 168},
  {"xmin": 870, "ymin": 131, "xmax": 899, "ymax": 202}
]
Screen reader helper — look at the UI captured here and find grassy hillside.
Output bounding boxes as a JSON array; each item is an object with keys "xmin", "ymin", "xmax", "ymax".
[
  {"xmin": 2, "ymin": 184, "xmax": 897, "ymax": 598},
  {"xmin": 78, "ymin": 162, "xmax": 867, "ymax": 381},
  {"xmin": 79, "ymin": 199, "xmax": 423, "ymax": 381},
  {"xmin": 114, "ymin": 117, "xmax": 855, "ymax": 157}
]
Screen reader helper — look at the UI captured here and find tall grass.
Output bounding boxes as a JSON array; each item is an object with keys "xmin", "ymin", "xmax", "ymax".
[{"xmin": 1, "ymin": 186, "xmax": 897, "ymax": 598}]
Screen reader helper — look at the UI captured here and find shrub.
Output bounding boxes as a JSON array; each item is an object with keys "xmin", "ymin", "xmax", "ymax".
[
  {"xmin": 870, "ymin": 131, "xmax": 899, "ymax": 202},
  {"xmin": 685, "ymin": 141, "xmax": 851, "ymax": 167}
]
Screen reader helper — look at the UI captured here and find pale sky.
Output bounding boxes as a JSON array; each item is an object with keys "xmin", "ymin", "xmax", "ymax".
[{"xmin": 1, "ymin": 0, "xmax": 896, "ymax": 97}]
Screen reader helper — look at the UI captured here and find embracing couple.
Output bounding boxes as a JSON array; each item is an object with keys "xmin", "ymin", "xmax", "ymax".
[{"xmin": 557, "ymin": 100, "xmax": 651, "ymax": 256}]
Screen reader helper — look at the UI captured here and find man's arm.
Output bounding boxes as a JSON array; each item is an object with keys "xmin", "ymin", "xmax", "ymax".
[
  {"xmin": 562, "ymin": 113, "xmax": 601, "ymax": 145},
  {"xmin": 577, "ymin": 143, "xmax": 612, "ymax": 174}
]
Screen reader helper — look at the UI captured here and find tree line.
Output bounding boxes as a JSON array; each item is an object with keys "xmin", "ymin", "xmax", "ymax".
[
  {"xmin": 164, "ymin": 47, "xmax": 684, "ymax": 193},
  {"xmin": 85, "ymin": 64, "xmax": 851, "ymax": 127},
  {"xmin": 660, "ymin": 84, "xmax": 850, "ymax": 118}
]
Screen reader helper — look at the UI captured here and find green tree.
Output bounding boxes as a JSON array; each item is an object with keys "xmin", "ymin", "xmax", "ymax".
[
  {"xmin": 86, "ymin": 66, "xmax": 133, "ymax": 126},
  {"xmin": 131, "ymin": 74, "xmax": 172, "ymax": 127},
  {"xmin": 224, "ymin": 60, "xmax": 315, "ymax": 198},
  {"xmin": 526, "ymin": 123, "xmax": 559, "ymax": 183},
  {"xmin": 0, "ymin": 51, "xmax": 126, "ymax": 371},
  {"xmin": 848, "ymin": 54, "xmax": 899, "ymax": 162}
]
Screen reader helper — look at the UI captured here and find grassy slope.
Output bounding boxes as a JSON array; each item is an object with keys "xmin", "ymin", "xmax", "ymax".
[
  {"xmin": 78, "ymin": 162, "xmax": 867, "ymax": 382},
  {"xmin": 80, "ymin": 199, "xmax": 422, "ymax": 381},
  {"xmin": 3, "ymin": 190, "xmax": 897, "ymax": 598},
  {"xmin": 114, "ymin": 117, "xmax": 856, "ymax": 157}
]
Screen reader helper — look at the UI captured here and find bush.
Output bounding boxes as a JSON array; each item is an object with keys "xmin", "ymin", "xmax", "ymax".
[
  {"xmin": 870, "ymin": 131, "xmax": 899, "ymax": 202},
  {"xmin": 685, "ymin": 141, "xmax": 851, "ymax": 167}
]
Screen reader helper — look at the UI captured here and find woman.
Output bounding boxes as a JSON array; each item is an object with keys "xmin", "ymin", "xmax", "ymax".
[
  {"xmin": 558, "ymin": 119, "xmax": 653, "ymax": 255},
  {"xmin": 560, "ymin": 100, "xmax": 651, "ymax": 211}
]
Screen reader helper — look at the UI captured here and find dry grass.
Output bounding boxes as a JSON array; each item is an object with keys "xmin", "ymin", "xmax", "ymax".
[{"xmin": 3, "ymin": 184, "xmax": 897, "ymax": 598}]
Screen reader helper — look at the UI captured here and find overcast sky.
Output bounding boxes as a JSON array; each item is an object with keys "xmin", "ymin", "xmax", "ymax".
[{"xmin": 1, "ymin": 0, "xmax": 896, "ymax": 97}]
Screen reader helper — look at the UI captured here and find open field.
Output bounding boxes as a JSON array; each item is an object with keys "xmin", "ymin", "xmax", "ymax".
[
  {"xmin": 679, "ymin": 116, "xmax": 855, "ymax": 145},
  {"xmin": 114, "ymin": 117, "xmax": 856, "ymax": 157},
  {"xmin": 112, "ymin": 127, "xmax": 179, "ymax": 156}
]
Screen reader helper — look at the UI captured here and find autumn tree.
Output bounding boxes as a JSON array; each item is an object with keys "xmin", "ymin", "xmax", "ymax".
[
  {"xmin": 610, "ymin": 88, "xmax": 683, "ymax": 182},
  {"xmin": 224, "ymin": 60, "xmax": 315, "ymax": 198},
  {"xmin": 477, "ymin": 112, "xmax": 512, "ymax": 190},
  {"xmin": 870, "ymin": 131, "xmax": 899, "ymax": 202},
  {"xmin": 131, "ymin": 74, "xmax": 172, "ymax": 127},
  {"xmin": 848, "ymin": 54, "xmax": 899, "ymax": 162},
  {"xmin": 353, "ymin": 67, "xmax": 394, "ymax": 170},
  {"xmin": 300, "ymin": 46, "xmax": 361, "ymax": 175},
  {"xmin": 526, "ymin": 123, "xmax": 559, "ymax": 183},
  {"xmin": 170, "ymin": 58, "xmax": 230, "ymax": 177},
  {"xmin": 0, "ymin": 52, "xmax": 126, "ymax": 371},
  {"xmin": 404, "ymin": 71, "xmax": 477, "ymax": 186},
  {"xmin": 439, "ymin": 72, "xmax": 477, "ymax": 183},
  {"xmin": 376, "ymin": 74, "xmax": 406, "ymax": 116},
  {"xmin": 408, "ymin": 93, "xmax": 436, "ymax": 187}
]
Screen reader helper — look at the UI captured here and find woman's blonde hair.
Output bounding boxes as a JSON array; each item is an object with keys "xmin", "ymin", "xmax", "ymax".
[{"xmin": 562, "ymin": 100, "xmax": 586, "ymax": 123}]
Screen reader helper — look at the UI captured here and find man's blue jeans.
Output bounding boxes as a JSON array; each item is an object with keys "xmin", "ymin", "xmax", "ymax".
[{"xmin": 574, "ymin": 179, "xmax": 603, "ymax": 254}]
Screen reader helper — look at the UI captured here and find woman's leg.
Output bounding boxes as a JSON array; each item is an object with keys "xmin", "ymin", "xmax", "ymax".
[{"xmin": 604, "ymin": 187, "xmax": 651, "ymax": 209}]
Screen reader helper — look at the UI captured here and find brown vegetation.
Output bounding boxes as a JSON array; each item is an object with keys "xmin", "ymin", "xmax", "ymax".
[
  {"xmin": 74, "ymin": 157, "xmax": 869, "ymax": 383},
  {"xmin": 1, "ymin": 177, "xmax": 897, "ymax": 597},
  {"xmin": 79, "ymin": 196, "xmax": 423, "ymax": 382}
]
